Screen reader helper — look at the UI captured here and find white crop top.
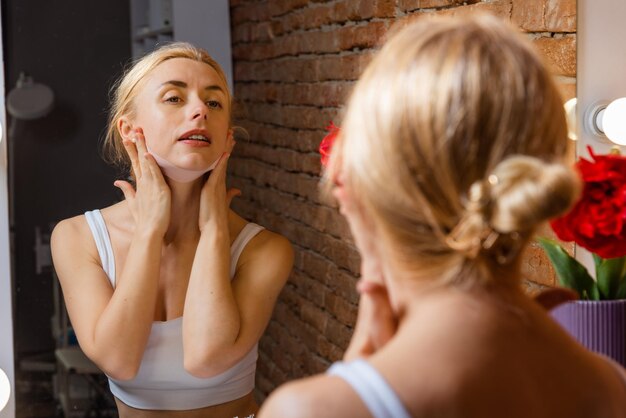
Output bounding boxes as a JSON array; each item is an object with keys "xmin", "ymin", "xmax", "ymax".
[
  {"xmin": 84, "ymin": 209, "xmax": 264, "ymax": 410},
  {"xmin": 327, "ymin": 359, "xmax": 411, "ymax": 418}
]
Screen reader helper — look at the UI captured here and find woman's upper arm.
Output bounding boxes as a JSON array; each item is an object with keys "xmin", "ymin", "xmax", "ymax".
[
  {"xmin": 258, "ymin": 375, "xmax": 370, "ymax": 418},
  {"xmin": 230, "ymin": 230, "xmax": 294, "ymax": 354},
  {"xmin": 50, "ymin": 217, "xmax": 114, "ymax": 360}
]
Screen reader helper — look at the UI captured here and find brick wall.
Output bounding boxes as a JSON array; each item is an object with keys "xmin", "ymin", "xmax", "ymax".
[{"xmin": 228, "ymin": 0, "xmax": 577, "ymax": 397}]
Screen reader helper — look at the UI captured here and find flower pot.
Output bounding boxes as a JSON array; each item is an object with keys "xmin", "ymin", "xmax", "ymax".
[{"xmin": 551, "ymin": 300, "xmax": 626, "ymax": 367}]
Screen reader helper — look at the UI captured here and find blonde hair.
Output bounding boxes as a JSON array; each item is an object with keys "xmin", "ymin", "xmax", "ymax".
[
  {"xmin": 326, "ymin": 14, "xmax": 580, "ymax": 287},
  {"xmin": 103, "ymin": 42, "xmax": 232, "ymax": 173}
]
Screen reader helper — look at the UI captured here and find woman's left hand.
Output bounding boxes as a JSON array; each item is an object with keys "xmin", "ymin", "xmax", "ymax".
[
  {"xmin": 199, "ymin": 134, "xmax": 241, "ymax": 231},
  {"xmin": 344, "ymin": 279, "xmax": 398, "ymax": 361}
]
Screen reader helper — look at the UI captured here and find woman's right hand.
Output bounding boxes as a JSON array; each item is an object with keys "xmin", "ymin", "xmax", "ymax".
[{"xmin": 114, "ymin": 129, "xmax": 171, "ymax": 237}]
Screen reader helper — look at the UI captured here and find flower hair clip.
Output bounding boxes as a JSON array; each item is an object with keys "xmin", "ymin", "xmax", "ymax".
[{"xmin": 319, "ymin": 121, "xmax": 340, "ymax": 168}]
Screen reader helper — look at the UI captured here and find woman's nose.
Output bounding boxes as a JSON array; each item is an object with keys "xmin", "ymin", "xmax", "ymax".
[{"xmin": 190, "ymin": 98, "xmax": 208, "ymax": 120}]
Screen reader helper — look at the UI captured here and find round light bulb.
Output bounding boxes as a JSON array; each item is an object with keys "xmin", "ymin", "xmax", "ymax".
[
  {"xmin": 563, "ymin": 98, "xmax": 577, "ymax": 141},
  {"xmin": 602, "ymin": 97, "xmax": 626, "ymax": 145},
  {"xmin": 0, "ymin": 367, "xmax": 10, "ymax": 411}
]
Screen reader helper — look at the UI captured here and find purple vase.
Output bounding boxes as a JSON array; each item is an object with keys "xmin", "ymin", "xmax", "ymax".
[{"xmin": 551, "ymin": 300, "xmax": 626, "ymax": 367}]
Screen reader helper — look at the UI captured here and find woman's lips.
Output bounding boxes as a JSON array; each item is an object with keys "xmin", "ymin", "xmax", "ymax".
[{"xmin": 178, "ymin": 139, "xmax": 212, "ymax": 147}]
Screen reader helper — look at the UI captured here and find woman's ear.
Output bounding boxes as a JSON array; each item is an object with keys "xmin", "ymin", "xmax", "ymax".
[{"xmin": 118, "ymin": 117, "xmax": 134, "ymax": 141}]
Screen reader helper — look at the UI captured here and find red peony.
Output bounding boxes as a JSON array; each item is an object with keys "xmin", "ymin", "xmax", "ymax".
[
  {"xmin": 319, "ymin": 121, "xmax": 339, "ymax": 168},
  {"xmin": 551, "ymin": 146, "xmax": 626, "ymax": 259}
]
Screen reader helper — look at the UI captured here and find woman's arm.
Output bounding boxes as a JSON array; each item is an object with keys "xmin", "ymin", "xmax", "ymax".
[
  {"xmin": 51, "ymin": 219, "xmax": 163, "ymax": 380},
  {"xmin": 183, "ymin": 222, "xmax": 293, "ymax": 377},
  {"xmin": 258, "ymin": 374, "xmax": 371, "ymax": 418},
  {"xmin": 51, "ymin": 132, "xmax": 171, "ymax": 380},
  {"xmin": 182, "ymin": 140, "xmax": 293, "ymax": 377}
]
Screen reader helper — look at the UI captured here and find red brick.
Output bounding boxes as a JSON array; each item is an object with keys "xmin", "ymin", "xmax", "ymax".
[
  {"xmin": 234, "ymin": 121, "xmax": 326, "ymax": 153},
  {"xmin": 435, "ymin": 0, "xmax": 513, "ymax": 20},
  {"xmin": 269, "ymin": 0, "xmax": 311, "ymax": 17},
  {"xmin": 232, "ymin": 21, "xmax": 276, "ymax": 44},
  {"xmin": 238, "ymin": 102, "xmax": 339, "ymax": 130},
  {"xmin": 300, "ymin": 299, "xmax": 329, "ymax": 333},
  {"xmin": 235, "ymin": 81, "xmax": 354, "ymax": 108},
  {"xmin": 290, "ymin": 271, "xmax": 327, "ymax": 307},
  {"xmin": 299, "ymin": 251, "xmax": 360, "ymax": 302},
  {"xmin": 522, "ymin": 224, "xmax": 575, "ymax": 288},
  {"xmin": 512, "ymin": 0, "xmax": 576, "ymax": 32},
  {"xmin": 521, "ymin": 242, "xmax": 556, "ymax": 287},
  {"xmin": 400, "ymin": 0, "xmax": 478, "ymax": 12},
  {"xmin": 234, "ymin": 52, "xmax": 374, "ymax": 82},
  {"xmin": 234, "ymin": 179, "xmax": 350, "ymax": 237},
  {"xmin": 266, "ymin": 0, "xmax": 395, "ymax": 38},
  {"xmin": 545, "ymin": 0, "xmax": 576, "ymax": 32},
  {"xmin": 235, "ymin": 142, "xmax": 321, "ymax": 175},
  {"xmin": 229, "ymin": 157, "xmax": 323, "ymax": 202},
  {"xmin": 233, "ymin": 21, "xmax": 387, "ymax": 61},
  {"xmin": 325, "ymin": 316, "xmax": 353, "ymax": 348},
  {"xmin": 231, "ymin": 3, "xmax": 272, "ymax": 25},
  {"xmin": 532, "ymin": 35, "xmax": 576, "ymax": 77},
  {"xmin": 315, "ymin": 337, "xmax": 345, "ymax": 362},
  {"xmin": 511, "ymin": 0, "xmax": 544, "ymax": 31},
  {"xmin": 325, "ymin": 292, "xmax": 358, "ymax": 326}
]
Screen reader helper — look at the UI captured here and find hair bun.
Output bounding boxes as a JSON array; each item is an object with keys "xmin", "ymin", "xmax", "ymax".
[{"xmin": 487, "ymin": 155, "xmax": 581, "ymax": 234}]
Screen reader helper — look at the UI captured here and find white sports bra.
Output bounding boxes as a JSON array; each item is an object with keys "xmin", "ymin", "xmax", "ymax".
[
  {"xmin": 327, "ymin": 359, "xmax": 411, "ymax": 418},
  {"xmin": 84, "ymin": 209, "xmax": 264, "ymax": 410}
]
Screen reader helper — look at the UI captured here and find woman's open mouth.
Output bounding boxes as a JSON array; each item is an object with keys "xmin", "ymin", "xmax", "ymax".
[{"xmin": 178, "ymin": 133, "xmax": 212, "ymax": 146}]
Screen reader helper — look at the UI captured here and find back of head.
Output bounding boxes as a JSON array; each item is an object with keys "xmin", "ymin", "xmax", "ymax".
[{"xmin": 329, "ymin": 14, "xmax": 580, "ymax": 287}]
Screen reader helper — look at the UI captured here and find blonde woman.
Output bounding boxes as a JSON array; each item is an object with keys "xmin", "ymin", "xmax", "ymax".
[
  {"xmin": 51, "ymin": 42, "xmax": 293, "ymax": 417},
  {"xmin": 259, "ymin": 15, "xmax": 626, "ymax": 418}
]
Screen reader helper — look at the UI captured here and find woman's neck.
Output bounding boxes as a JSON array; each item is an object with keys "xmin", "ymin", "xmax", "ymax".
[
  {"xmin": 163, "ymin": 177, "xmax": 204, "ymax": 244},
  {"xmin": 384, "ymin": 263, "xmax": 525, "ymax": 322}
]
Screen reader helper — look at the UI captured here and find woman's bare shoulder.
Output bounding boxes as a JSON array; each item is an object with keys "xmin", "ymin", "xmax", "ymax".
[
  {"xmin": 259, "ymin": 373, "xmax": 371, "ymax": 418},
  {"xmin": 51, "ymin": 213, "xmax": 90, "ymax": 245},
  {"xmin": 231, "ymin": 211, "xmax": 293, "ymax": 262},
  {"xmin": 50, "ymin": 213, "xmax": 102, "ymax": 279},
  {"xmin": 51, "ymin": 202, "xmax": 125, "ymax": 262}
]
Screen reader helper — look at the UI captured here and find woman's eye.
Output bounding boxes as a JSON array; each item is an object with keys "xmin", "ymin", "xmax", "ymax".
[
  {"xmin": 165, "ymin": 96, "xmax": 181, "ymax": 103},
  {"xmin": 207, "ymin": 100, "xmax": 222, "ymax": 109}
]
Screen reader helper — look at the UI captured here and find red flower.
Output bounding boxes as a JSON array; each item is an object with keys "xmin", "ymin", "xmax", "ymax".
[
  {"xmin": 320, "ymin": 122, "xmax": 339, "ymax": 168},
  {"xmin": 551, "ymin": 146, "xmax": 626, "ymax": 258}
]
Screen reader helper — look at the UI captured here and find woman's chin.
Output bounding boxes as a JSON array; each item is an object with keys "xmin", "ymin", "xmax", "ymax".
[{"xmin": 176, "ymin": 156, "xmax": 219, "ymax": 171}]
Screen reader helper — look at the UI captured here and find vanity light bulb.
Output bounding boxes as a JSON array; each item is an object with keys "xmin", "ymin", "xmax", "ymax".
[
  {"xmin": 563, "ymin": 98, "xmax": 577, "ymax": 141},
  {"xmin": 0, "ymin": 368, "xmax": 10, "ymax": 412},
  {"xmin": 602, "ymin": 97, "xmax": 626, "ymax": 146}
]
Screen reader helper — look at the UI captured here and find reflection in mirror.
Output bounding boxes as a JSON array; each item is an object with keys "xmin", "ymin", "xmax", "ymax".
[{"xmin": 5, "ymin": 0, "xmax": 579, "ymax": 417}]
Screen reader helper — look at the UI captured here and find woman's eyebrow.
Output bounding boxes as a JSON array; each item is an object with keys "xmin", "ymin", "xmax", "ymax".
[
  {"xmin": 160, "ymin": 80, "xmax": 187, "ymax": 88},
  {"xmin": 205, "ymin": 85, "xmax": 225, "ymax": 93},
  {"xmin": 158, "ymin": 81, "xmax": 224, "ymax": 94}
]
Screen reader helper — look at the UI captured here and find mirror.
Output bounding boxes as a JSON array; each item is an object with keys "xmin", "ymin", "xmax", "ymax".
[
  {"xmin": 3, "ymin": 0, "xmax": 580, "ymax": 416},
  {"xmin": 5, "ymin": 1, "xmax": 131, "ymax": 415}
]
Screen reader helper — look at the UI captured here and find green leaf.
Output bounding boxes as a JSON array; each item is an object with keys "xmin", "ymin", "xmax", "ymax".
[
  {"xmin": 616, "ymin": 277, "xmax": 626, "ymax": 299},
  {"xmin": 593, "ymin": 253, "xmax": 603, "ymax": 273},
  {"xmin": 538, "ymin": 238, "xmax": 600, "ymax": 300},
  {"xmin": 596, "ymin": 256, "xmax": 626, "ymax": 299}
]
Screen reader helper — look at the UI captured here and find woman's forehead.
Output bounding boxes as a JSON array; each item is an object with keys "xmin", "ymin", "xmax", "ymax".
[{"xmin": 145, "ymin": 57, "xmax": 226, "ymax": 91}]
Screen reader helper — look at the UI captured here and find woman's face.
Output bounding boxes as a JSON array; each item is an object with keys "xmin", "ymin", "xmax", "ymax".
[
  {"xmin": 333, "ymin": 176, "xmax": 385, "ymax": 283},
  {"xmin": 131, "ymin": 57, "xmax": 230, "ymax": 171}
]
